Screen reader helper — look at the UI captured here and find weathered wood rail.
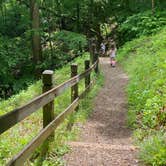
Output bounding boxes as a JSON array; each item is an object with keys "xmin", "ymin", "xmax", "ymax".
[{"xmin": 0, "ymin": 49, "xmax": 99, "ymax": 165}]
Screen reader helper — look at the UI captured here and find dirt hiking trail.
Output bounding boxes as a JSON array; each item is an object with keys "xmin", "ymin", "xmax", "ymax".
[{"xmin": 64, "ymin": 58, "xmax": 139, "ymax": 166}]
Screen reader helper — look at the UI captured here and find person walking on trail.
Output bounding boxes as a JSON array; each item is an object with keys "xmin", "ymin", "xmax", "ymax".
[
  {"xmin": 108, "ymin": 44, "xmax": 117, "ymax": 67},
  {"xmin": 100, "ymin": 42, "xmax": 106, "ymax": 55}
]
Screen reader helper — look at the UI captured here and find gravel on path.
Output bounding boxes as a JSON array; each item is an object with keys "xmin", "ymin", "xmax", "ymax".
[{"xmin": 63, "ymin": 58, "xmax": 139, "ymax": 166}]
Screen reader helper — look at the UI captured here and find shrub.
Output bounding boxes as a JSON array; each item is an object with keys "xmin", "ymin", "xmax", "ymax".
[
  {"xmin": 140, "ymin": 133, "xmax": 166, "ymax": 166},
  {"xmin": 0, "ymin": 3, "xmax": 29, "ymax": 37},
  {"xmin": 0, "ymin": 30, "xmax": 87, "ymax": 99},
  {"xmin": 118, "ymin": 11, "xmax": 166, "ymax": 45},
  {"xmin": 42, "ymin": 30, "xmax": 87, "ymax": 69},
  {"xmin": 0, "ymin": 35, "xmax": 31, "ymax": 98}
]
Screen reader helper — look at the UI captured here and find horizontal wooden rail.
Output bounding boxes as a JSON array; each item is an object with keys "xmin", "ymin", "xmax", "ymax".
[
  {"xmin": 0, "ymin": 60, "xmax": 98, "ymax": 134},
  {"xmin": 7, "ymin": 98, "xmax": 79, "ymax": 166},
  {"xmin": 0, "ymin": 48, "xmax": 100, "ymax": 166},
  {"xmin": 7, "ymin": 82, "xmax": 95, "ymax": 165}
]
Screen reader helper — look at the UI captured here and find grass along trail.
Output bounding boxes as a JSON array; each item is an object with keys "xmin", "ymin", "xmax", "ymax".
[{"xmin": 64, "ymin": 58, "xmax": 139, "ymax": 166}]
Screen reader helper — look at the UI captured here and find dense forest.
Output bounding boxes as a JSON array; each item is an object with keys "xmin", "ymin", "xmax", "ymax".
[
  {"xmin": 0, "ymin": 0, "xmax": 166, "ymax": 99},
  {"xmin": 0, "ymin": 0, "xmax": 166, "ymax": 165}
]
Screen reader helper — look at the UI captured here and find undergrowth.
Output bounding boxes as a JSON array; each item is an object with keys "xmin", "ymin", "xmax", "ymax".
[
  {"xmin": 0, "ymin": 30, "xmax": 87, "ymax": 99},
  {"xmin": 118, "ymin": 10, "xmax": 166, "ymax": 45},
  {"xmin": 0, "ymin": 53, "xmax": 104, "ymax": 165},
  {"xmin": 117, "ymin": 28, "xmax": 166, "ymax": 166}
]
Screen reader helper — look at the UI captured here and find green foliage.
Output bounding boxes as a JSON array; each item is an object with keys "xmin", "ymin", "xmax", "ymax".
[
  {"xmin": 2, "ymin": 0, "xmax": 166, "ymax": 99},
  {"xmin": 117, "ymin": 27, "xmax": 166, "ymax": 165},
  {"xmin": 53, "ymin": 30, "xmax": 87, "ymax": 52},
  {"xmin": 42, "ymin": 30, "xmax": 87, "ymax": 69},
  {"xmin": 0, "ymin": 30, "xmax": 87, "ymax": 99},
  {"xmin": 0, "ymin": 35, "xmax": 32, "ymax": 98},
  {"xmin": 0, "ymin": 1, "xmax": 29, "ymax": 37},
  {"xmin": 118, "ymin": 11, "xmax": 166, "ymax": 45},
  {"xmin": 140, "ymin": 133, "xmax": 166, "ymax": 166}
]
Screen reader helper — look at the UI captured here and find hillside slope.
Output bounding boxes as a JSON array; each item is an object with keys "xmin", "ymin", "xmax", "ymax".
[
  {"xmin": 0, "ymin": 53, "xmax": 103, "ymax": 165},
  {"xmin": 117, "ymin": 28, "xmax": 166, "ymax": 166}
]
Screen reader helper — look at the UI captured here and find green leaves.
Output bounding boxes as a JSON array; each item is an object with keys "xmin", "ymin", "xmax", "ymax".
[
  {"xmin": 140, "ymin": 133, "xmax": 166, "ymax": 166},
  {"xmin": 118, "ymin": 10, "xmax": 166, "ymax": 45},
  {"xmin": 0, "ymin": 35, "xmax": 32, "ymax": 98},
  {"xmin": 118, "ymin": 27, "xmax": 166, "ymax": 165},
  {"xmin": 0, "ymin": 1, "xmax": 29, "ymax": 37}
]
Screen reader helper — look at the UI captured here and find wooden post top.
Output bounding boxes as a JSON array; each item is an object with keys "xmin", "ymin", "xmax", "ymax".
[
  {"xmin": 42, "ymin": 70, "xmax": 54, "ymax": 85},
  {"xmin": 71, "ymin": 64, "xmax": 78, "ymax": 77},
  {"xmin": 42, "ymin": 70, "xmax": 54, "ymax": 75},
  {"xmin": 85, "ymin": 60, "xmax": 90, "ymax": 66},
  {"xmin": 71, "ymin": 64, "xmax": 77, "ymax": 67}
]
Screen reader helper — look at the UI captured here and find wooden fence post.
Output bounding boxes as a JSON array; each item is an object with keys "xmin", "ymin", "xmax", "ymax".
[
  {"xmin": 94, "ymin": 51, "xmax": 99, "ymax": 73},
  {"xmin": 42, "ymin": 70, "xmax": 54, "ymax": 128},
  {"xmin": 89, "ymin": 38, "xmax": 96, "ymax": 64},
  {"xmin": 71, "ymin": 64, "xmax": 78, "ymax": 103},
  {"xmin": 89, "ymin": 38, "xmax": 92, "ymax": 63},
  {"xmin": 79, "ymin": 41, "xmax": 83, "ymax": 54},
  {"xmin": 67, "ymin": 64, "xmax": 78, "ymax": 130},
  {"xmin": 37, "ymin": 70, "xmax": 54, "ymax": 165},
  {"xmin": 85, "ymin": 60, "xmax": 90, "ymax": 89},
  {"xmin": 91, "ymin": 41, "xmax": 99, "ymax": 73}
]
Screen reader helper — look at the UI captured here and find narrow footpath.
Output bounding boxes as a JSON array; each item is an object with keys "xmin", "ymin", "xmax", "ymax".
[{"xmin": 64, "ymin": 58, "xmax": 138, "ymax": 166}]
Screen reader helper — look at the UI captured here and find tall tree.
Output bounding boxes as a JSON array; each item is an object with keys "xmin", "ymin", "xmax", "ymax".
[
  {"xmin": 30, "ymin": 0, "xmax": 42, "ymax": 77},
  {"xmin": 152, "ymin": 0, "xmax": 155, "ymax": 15}
]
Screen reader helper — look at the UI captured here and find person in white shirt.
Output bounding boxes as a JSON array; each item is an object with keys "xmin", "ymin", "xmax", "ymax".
[
  {"xmin": 100, "ymin": 42, "xmax": 106, "ymax": 55},
  {"xmin": 108, "ymin": 44, "xmax": 117, "ymax": 67}
]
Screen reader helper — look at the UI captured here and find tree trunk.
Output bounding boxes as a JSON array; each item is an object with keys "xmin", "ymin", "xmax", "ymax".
[
  {"xmin": 76, "ymin": 2, "xmax": 80, "ymax": 32},
  {"xmin": 94, "ymin": 24, "xmax": 102, "ymax": 52},
  {"xmin": 152, "ymin": 0, "xmax": 155, "ymax": 15},
  {"xmin": 30, "ymin": 0, "xmax": 42, "ymax": 78},
  {"xmin": 86, "ymin": 0, "xmax": 94, "ymax": 38}
]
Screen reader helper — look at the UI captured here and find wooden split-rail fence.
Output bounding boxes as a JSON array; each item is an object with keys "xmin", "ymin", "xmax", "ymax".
[{"xmin": 0, "ymin": 45, "xmax": 99, "ymax": 165}]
